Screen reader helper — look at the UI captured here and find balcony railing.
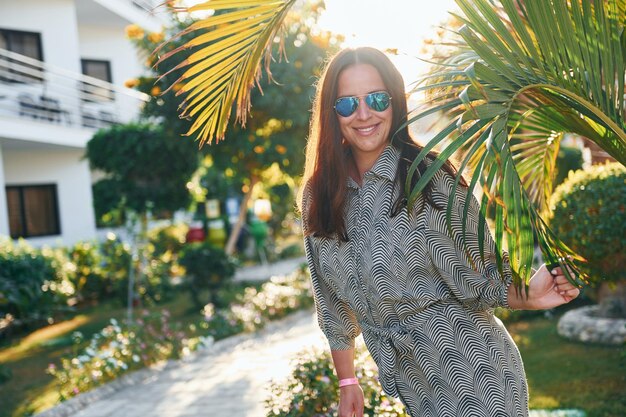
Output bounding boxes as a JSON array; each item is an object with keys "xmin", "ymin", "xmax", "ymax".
[{"xmin": 0, "ymin": 48, "xmax": 149, "ymax": 131}]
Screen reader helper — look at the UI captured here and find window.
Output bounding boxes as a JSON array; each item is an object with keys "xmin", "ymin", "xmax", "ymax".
[
  {"xmin": 6, "ymin": 184, "xmax": 61, "ymax": 238},
  {"xmin": 81, "ymin": 59, "xmax": 114, "ymax": 102},
  {"xmin": 0, "ymin": 29, "xmax": 44, "ymax": 83}
]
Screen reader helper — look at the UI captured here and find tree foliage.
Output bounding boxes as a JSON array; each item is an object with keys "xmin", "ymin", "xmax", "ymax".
[
  {"xmin": 156, "ymin": 0, "xmax": 625, "ymax": 288},
  {"xmin": 548, "ymin": 163, "xmax": 626, "ymax": 285},
  {"xmin": 130, "ymin": 5, "xmax": 334, "ymax": 252},
  {"xmin": 86, "ymin": 123, "xmax": 198, "ymax": 222}
]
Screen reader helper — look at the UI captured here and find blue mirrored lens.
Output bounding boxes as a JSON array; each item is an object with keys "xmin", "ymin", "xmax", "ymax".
[
  {"xmin": 335, "ymin": 97, "xmax": 358, "ymax": 117},
  {"xmin": 366, "ymin": 92, "xmax": 391, "ymax": 112},
  {"xmin": 334, "ymin": 92, "xmax": 391, "ymax": 117}
]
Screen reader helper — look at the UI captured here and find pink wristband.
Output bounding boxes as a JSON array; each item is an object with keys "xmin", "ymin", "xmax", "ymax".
[{"xmin": 339, "ymin": 377, "xmax": 359, "ymax": 387}]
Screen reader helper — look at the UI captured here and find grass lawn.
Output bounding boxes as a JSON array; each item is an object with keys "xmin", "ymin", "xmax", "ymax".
[
  {"xmin": 1, "ymin": 302, "xmax": 623, "ymax": 417},
  {"xmin": 509, "ymin": 317, "xmax": 626, "ymax": 417}
]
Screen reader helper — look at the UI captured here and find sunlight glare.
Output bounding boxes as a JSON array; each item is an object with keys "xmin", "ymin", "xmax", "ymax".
[{"xmin": 317, "ymin": 0, "xmax": 460, "ymax": 86}]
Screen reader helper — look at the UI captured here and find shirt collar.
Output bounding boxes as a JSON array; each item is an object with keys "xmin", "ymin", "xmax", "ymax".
[{"xmin": 346, "ymin": 144, "xmax": 399, "ymax": 188}]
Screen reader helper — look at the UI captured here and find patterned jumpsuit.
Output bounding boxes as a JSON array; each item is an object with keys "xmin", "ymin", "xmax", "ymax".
[{"xmin": 302, "ymin": 145, "xmax": 529, "ymax": 417}]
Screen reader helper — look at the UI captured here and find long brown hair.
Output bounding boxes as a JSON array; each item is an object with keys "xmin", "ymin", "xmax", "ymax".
[{"xmin": 299, "ymin": 47, "xmax": 464, "ymax": 240}]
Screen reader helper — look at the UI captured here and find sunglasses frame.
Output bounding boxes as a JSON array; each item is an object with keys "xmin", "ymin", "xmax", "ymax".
[{"xmin": 334, "ymin": 91, "xmax": 392, "ymax": 118}]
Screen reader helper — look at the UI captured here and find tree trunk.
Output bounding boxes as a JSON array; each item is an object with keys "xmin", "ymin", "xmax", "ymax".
[
  {"xmin": 597, "ymin": 280, "xmax": 626, "ymax": 318},
  {"xmin": 225, "ymin": 175, "xmax": 259, "ymax": 256}
]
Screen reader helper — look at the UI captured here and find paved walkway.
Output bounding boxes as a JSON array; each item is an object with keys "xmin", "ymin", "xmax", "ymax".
[
  {"xmin": 233, "ymin": 257, "xmax": 306, "ymax": 282},
  {"xmin": 37, "ymin": 310, "xmax": 326, "ymax": 417}
]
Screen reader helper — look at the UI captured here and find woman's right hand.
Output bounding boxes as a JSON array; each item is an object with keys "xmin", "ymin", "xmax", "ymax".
[{"xmin": 338, "ymin": 384, "xmax": 364, "ymax": 417}]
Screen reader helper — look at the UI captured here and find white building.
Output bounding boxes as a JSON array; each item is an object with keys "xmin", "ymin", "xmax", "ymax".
[{"xmin": 0, "ymin": 0, "xmax": 167, "ymax": 246}]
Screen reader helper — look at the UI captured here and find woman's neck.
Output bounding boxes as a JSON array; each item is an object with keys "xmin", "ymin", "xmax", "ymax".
[{"xmin": 349, "ymin": 149, "xmax": 383, "ymax": 186}]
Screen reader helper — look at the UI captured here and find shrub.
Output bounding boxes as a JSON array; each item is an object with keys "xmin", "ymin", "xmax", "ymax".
[
  {"xmin": 554, "ymin": 145, "xmax": 584, "ymax": 188},
  {"xmin": 203, "ymin": 267, "xmax": 313, "ymax": 336},
  {"xmin": 179, "ymin": 242, "xmax": 236, "ymax": 309},
  {"xmin": 47, "ymin": 310, "xmax": 210, "ymax": 400},
  {"xmin": 0, "ymin": 239, "xmax": 74, "ymax": 335},
  {"xmin": 62, "ymin": 232, "xmax": 177, "ymax": 307},
  {"xmin": 277, "ymin": 242, "xmax": 305, "ymax": 260},
  {"xmin": 265, "ymin": 345, "xmax": 407, "ymax": 417},
  {"xmin": 548, "ymin": 162, "xmax": 626, "ymax": 286},
  {"xmin": 64, "ymin": 241, "xmax": 112, "ymax": 304},
  {"xmin": 147, "ymin": 223, "xmax": 188, "ymax": 259},
  {"xmin": 0, "ymin": 364, "xmax": 12, "ymax": 385},
  {"xmin": 98, "ymin": 233, "xmax": 133, "ymax": 303},
  {"xmin": 143, "ymin": 224, "xmax": 188, "ymax": 302}
]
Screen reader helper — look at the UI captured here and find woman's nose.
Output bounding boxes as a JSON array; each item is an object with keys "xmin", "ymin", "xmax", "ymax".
[{"xmin": 354, "ymin": 100, "xmax": 371, "ymax": 120}]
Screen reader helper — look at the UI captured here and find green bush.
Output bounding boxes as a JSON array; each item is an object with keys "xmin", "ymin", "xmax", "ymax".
[
  {"xmin": 0, "ymin": 364, "xmax": 12, "ymax": 385},
  {"xmin": 147, "ymin": 223, "xmax": 188, "ymax": 259},
  {"xmin": 203, "ymin": 267, "xmax": 313, "ymax": 337},
  {"xmin": 98, "ymin": 234, "xmax": 133, "ymax": 304},
  {"xmin": 554, "ymin": 145, "xmax": 584, "ymax": 188},
  {"xmin": 47, "ymin": 310, "xmax": 209, "ymax": 400},
  {"xmin": 179, "ymin": 242, "xmax": 236, "ymax": 308},
  {"xmin": 0, "ymin": 239, "xmax": 74, "ymax": 335},
  {"xmin": 266, "ymin": 345, "xmax": 407, "ymax": 417},
  {"xmin": 145, "ymin": 223, "xmax": 188, "ymax": 290},
  {"xmin": 548, "ymin": 162, "xmax": 626, "ymax": 285},
  {"xmin": 64, "ymin": 241, "xmax": 112, "ymax": 304},
  {"xmin": 98, "ymin": 232, "xmax": 177, "ymax": 306},
  {"xmin": 276, "ymin": 242, "xmax": 305, "ymax": 260},
  {"xmin": 63, "ymin": 233, "xmax": 178, "ymax": 307}
]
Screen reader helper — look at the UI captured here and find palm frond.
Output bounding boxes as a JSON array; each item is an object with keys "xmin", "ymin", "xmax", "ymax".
[
  {"xmin": 158, "ymin": 0, "xmax": 296, "ymax": 145},
  {"xmin": 408, "ymin": 0, "xmax": 626, "ymax": 289}
]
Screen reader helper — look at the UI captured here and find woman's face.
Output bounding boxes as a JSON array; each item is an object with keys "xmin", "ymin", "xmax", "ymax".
[{"xmin": 336, "ymin": 63, "xmax": 392, "ymax": 165}]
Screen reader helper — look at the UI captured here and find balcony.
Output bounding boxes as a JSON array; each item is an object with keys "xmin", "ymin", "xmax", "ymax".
[
  {"xmin": 76, "ymin": 0, "xmax": 168, "ymax": 32},
  {"xmin": 0, "ymin": 48, "xmax": 149, "ymax": 147},
  {"xmin": 128, "ymin": 0, "xmax": 161, "ymax": 14}
]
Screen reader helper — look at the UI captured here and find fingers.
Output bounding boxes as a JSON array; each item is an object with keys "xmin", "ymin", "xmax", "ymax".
[
  {"xmin": 553, "ymin": 277, "xmax": 581, "ymax": 300},
  {"xmin": 560, "ymin": 287, "xmax": 580, "ymax": 302}
]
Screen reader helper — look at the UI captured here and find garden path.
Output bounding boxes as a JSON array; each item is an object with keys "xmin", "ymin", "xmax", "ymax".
[
  {"xmin": 37, "ymin": 309, "xmax": 326, "ymax": 417},
  {"xmin": 233, "ymin": 256, "xmax": 306, "ymax": 282}
]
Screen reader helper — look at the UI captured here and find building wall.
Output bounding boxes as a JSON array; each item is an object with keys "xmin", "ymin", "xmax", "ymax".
[
  {"xmin": 78, "ymin": 25, "xmax": 145, "ymax": 120},
  {"xmin": 0, "ymin": 0, "xmax": 81, "ymax": 73},
  {"xmin": 3, "ymin": 147, "xmax": 97, "ymax": 246},
  {"xmin": 0, "ymin": 0, "xmax": 157, "ymax": 246},
  {"xmin": 0, "ymin": 146, "xmax": 9, "ymax": 236}
]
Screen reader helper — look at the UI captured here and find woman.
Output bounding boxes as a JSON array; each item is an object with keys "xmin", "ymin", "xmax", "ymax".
[{"xmin": 299, "ymin": 47, "xmax": 580, "ymax": 417}]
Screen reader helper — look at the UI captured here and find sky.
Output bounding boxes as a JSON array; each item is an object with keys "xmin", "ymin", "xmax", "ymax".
[{"xmin": 316, "ymin": 0, "xmax": 460, "ymax": 87}]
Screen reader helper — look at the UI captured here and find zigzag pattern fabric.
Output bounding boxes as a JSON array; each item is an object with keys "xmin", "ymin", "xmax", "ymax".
[{"xmin": 303, "ymin": 145, "xmax": 529, "ymax": 417}]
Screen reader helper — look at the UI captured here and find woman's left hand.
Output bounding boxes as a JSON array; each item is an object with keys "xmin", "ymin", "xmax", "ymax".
[
  {"xmin": 508, "ymin": 264, "xmax": 580, "ymax": 310},
  {"xmin": 530, "ymin": 264, "xmax": 581, "ymax": 309}
]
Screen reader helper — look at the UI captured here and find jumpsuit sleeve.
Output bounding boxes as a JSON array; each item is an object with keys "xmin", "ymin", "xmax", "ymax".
[
  {"xmin": 301, "ymin": 186, "xmax": 361, "ymax": 350},
  {"xmin": 426, "ymin": 169, "xmax": 513, "ymax": 310}
]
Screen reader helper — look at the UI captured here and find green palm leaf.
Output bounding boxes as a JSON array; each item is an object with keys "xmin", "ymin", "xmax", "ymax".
[
  {"xmin": 158, "ymin": 0, "xmax": 625, "ymax": 290},
  {"xmin": 158, "ymin": 0, "xmax": 297, "ymax": 145},
  {"xmin": 408, "ymin": 0, "xmax": 625, "ymax": 289}
]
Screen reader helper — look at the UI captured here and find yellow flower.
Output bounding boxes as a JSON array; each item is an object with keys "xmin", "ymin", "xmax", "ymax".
[
  {"xmin": 253, "ymin": 146, "xmax": 265, "ymax": 154},
  {"xmin": 125, "ymin": 24, "xmax": 144, "ymax": 40},
  {"xmin": 311, "ymin": 32, "xmax": 330, "ymax": 49},
  {"xmin": 124, "ymin": 78, "xmax": 139, "ymax": 89},
  {"xmin": 275, "ymin": 145, "xmax": 287, "ymax": 155},
  {"xmin": 147, "ymin": 32, "xmax": 164, "ymax": 43},
  {"xmin": 150, "ymin": 86, "xmax": 161, "ymax": 96}
]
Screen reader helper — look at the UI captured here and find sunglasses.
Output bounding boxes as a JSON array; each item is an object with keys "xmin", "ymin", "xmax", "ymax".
[{"xmin": 334, "ymin": 91, "xmax": 392, "ymax": 117}]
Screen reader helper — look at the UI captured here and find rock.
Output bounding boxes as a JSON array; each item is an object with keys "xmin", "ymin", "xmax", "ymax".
[{"xmin": 557, "ymin": 305, "xmax": 626, "ymax": 345}]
